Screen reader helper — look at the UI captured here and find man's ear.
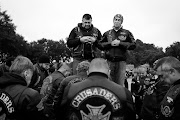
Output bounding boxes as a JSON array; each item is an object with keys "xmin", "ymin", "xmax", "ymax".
[
  {"xmin": 23, "ymin": 70, "xmax": 28, "ymax": 78},
  {"xmin": 87, "ymin": 70, "xmax": 89, "ymax": 75},
  {"xmin": 170, "ymin": 68, "xmax": 176, "ymax": 75},
  {"xmin": 108, "ymin": 70, "xmax": 111, "ymax": 78}
]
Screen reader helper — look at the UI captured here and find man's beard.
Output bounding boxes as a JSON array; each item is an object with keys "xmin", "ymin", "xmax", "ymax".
[{"xmin": 84, "ymin": 25, "xmax": 91, "ymax": 29}]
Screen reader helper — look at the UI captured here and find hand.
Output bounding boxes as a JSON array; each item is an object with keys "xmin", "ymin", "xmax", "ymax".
[
  {"xmin": 111, "ymin": 39, "xmax": 120, "ymax": 46},
  {"xmin": 87, "ymin": 36, "xmax": 96, "ymax": 43},
  {"xmin": 80, "ymin": 36, "xmax": 89, "ymax": 43}
]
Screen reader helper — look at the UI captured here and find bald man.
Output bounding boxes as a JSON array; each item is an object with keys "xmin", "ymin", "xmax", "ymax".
[{"xmin": 57, "ymin": 58, "xmax": 136, "ymax": 120}]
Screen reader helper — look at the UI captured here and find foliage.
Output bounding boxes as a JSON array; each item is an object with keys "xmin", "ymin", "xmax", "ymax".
[
  {"xmin": 126, "ymin": 39, "xmax": 165, "ymax": 67},
  {"xmin": 165, "ymin": 42, "xmax": 180, "ymax": 60},
  {"xmin": 0, "ymin": 9, "xmax": 29, "ymax": 61},
  {"xmin": 0, "ymin": 10, "xmax": 16, "ymax": 56},
  {"xmin": 28, "ymin": 38, "xmax": 71, "ymax": 63}
]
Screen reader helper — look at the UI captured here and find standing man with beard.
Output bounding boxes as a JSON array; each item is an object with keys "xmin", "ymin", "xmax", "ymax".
[
  {"xmin": 67, "ymin": 13, "xmax": 102, "ymax": 75},
  {"xmin": 100, "ymin": 14, "xmax": 136, "ymax": 86},
  {"xmin": 29, "ymin": 54, "xmax": 50, "ymax": 92}
]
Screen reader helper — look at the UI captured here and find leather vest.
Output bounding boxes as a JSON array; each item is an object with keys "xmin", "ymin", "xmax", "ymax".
[
  {"xmin": 160, "ymin": 84, "xmax": 180, "ymax": 118},
  {"xmin": 73, "ymin": 26, "xmax": 98, "ymax": 59}
]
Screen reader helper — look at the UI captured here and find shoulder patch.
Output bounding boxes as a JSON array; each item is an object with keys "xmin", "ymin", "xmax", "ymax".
[
  {"xmin": 40, "ymin": 75, "xmax": 53, "ymax": 96},
  {"xmin": 68, "ymin": 77, "xmax": 86, "ymax": 86}
]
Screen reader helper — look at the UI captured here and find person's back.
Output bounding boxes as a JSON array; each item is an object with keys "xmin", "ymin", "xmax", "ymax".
[
  {"xmin": 59, "ymin": 58, "xmax": 136, "ymax": 120},
  {"xmin": 54, "ymin": 61, "xmax": 90, "ymax": 118},
  {"xmin": 0, "ymin": 56, "xmax": 47, "ymax": 120}
]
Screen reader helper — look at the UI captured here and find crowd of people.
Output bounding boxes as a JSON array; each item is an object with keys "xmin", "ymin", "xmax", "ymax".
[{"xmin": 0, "ymin": 13, "xmax": 179, "ymax": 120}]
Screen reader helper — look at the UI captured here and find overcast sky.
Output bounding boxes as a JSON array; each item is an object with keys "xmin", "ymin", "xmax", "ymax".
[{"xmin": 1, "ymin": 0, "xmax": 180, "ymax": 50}]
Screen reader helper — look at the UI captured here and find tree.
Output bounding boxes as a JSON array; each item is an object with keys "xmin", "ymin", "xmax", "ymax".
[
  {"xmin": 0, "ymin": 9, "xmax": 16, "ymax": 57},
  {"xmin": 127, "ymin": 39, "xmax": 165, "ymax": 66},
  {"xmin": 28, "ymin": 38, "xmax": 71, "ymax": 63},
  {"xmin": 165, "ymin": 42, "xmax": 180, "ymax": 60},
  {"xmin": 0, "ymin": 8, "xmax": 30, "ymax": 59}
]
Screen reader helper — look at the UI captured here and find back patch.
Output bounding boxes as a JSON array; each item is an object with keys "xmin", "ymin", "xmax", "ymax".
[{"xmin": 70, "ymin": 87, "xmax": 121, "ymax": 120}]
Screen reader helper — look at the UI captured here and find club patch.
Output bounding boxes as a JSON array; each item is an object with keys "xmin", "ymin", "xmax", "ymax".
[
  {"xmin": 72, "ymin": 87, "xmax": 121, "ymax": 110},
  {"xmin": 118, "ymin": 35, "xmax": 126, "ymax": 41},
  {"xmin": 81, "ymin": 104, "xmax": 111, "ymax": 120},
  {"xmin": 161, "ymin": 105, "xmax": 173, "ymax": 117}
]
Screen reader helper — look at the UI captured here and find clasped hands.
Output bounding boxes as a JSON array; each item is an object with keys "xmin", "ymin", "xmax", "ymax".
[
  {"xmin": 80, "ymin": 36, "xmax": 96, "ymax": 43},
  {"xmin": 111, "ymin": 39, "xmax": 120, "ymax": 46}
]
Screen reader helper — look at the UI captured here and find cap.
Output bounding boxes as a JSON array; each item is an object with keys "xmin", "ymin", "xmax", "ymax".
[
  {"xmin": 38, "ymin": 54, "xmax": 50, "ymax": 63},
  {"xmin": 88, "ymin": 58, "xmax": 110, "ymax": 76},
  {"xmin": 76, "ymin": 60, "xmax": 90, "ymax": 73}
]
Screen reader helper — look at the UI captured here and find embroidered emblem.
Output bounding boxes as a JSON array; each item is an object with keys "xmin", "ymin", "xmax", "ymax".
[
  {"xmin": 72, "ymin": 87, "xmax": 121, "ymax": 110},
  {"xmin": 80, "ymin": 104, "xmax": 111, "ymax": 120},
  {"xmin": 112, "ymin": 117, "xmax": 124, "ymax": 120},
  {"xmin": 146, "ymin": 87, "xmax": 154, "ymax": 95},
  {"xmin": 118, "ymin": 35, "xmax": 126, "ymax": 41},
  {"xmin": 161, "ymin": 105, "xmax": 173, "ymax": 117},
  {"xmin": 93, "ymin": 33, "xmax": 98, "ymax": 38},
  {"xmin": 68, "ymin": 77, "xmax": 86, "ymax": 86},
  {"xmin": 69, "ymin": 112, "xmax": 79, "ymax": 120},
  {"xmin": 167, "ymin": 96, "xmax": 173, "ymax": 103},
  {"xmin": 120, "ymin": 32, "xmax": 126, "ymax": 35}
]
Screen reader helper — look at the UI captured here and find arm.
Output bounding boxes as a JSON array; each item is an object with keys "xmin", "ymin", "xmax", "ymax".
[
  {"xmin": 124, "ymin": 88, "xmax": 136, "ymax": 120},
  {"xmin": 53, "ymin": 78, "xmax": 68, "ymax": 110},
  {"xmin": 67, "ymin": 27, "xmax": 81, "ymax": 48},
  {"xmin": 54, "ymin": 81, "xmax": 71, "ymax": 119},
  {"xmin": 122, "ymin": 31, "xmax": 136, "ymax": 50},
  {"xmin": 94, "ymin": 29, "xmax": 103, "ymax": 50},
  {"xmin": 99, "ymin": 32, "xmax": 112, "ymax": 50},
  {"xmin": 173, "ymin": 94, "xmax": 180, "ymax": 119},
  {"xmin": 20, "ymin": 88, "xmax": 47, "ymax": 120}
]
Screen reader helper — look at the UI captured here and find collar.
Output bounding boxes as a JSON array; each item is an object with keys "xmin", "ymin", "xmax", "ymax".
[
  {"xmin": 113, "ymin": 26, "xmax": 122, "ymax": 31},
  {"xmin": 88, "ymin": 72, "xmax": 109, "ymax": 79},
  {"xmin": 173, "ymin": 79, "xmax": 180, "ymax": 86}
]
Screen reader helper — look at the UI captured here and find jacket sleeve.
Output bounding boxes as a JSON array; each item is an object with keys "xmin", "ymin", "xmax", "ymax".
[
  {"xmin": 118, "ymin": 30, "xmax": 136, "ymax": 50},
  {"xmin": 126, "ymin": 31, "xmax": 136, "ymax": 50},
  {"xmin": 53, "ymin": 78, "xmax": 68, "ymax": 111},
  {"xmin": 124, "ymin": 88, "xmax": 136, "ymax": 120},
  {"xmin": 173, "ymin": 94, "xmax": 180, "ymax": 119},
  {"xmin": 94, "ymin": 28, "xmax": 103, "ymax": 50},
  {"xmin": 99, "ymin": 31, "xmax": 112, "ymax": 50},
  {"xmin": 20, "ymin": 88, "xmax": 47, "ymax": 120},
  {"xmin": 54, "ymin": 80, "xmax": 71, "ymax": 119},
  {"xmin": 67, "ymin": 27, "xmax": 81, "ymax": 48},
  {"xmin": 42, "ymin": 77, "xmax": 63, "ymax": 120}
]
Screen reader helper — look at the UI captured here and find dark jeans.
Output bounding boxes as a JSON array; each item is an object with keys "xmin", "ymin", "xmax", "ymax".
[{"xmin": 108, "ymin": 61, "xmax": 126, "ymax": 86}]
